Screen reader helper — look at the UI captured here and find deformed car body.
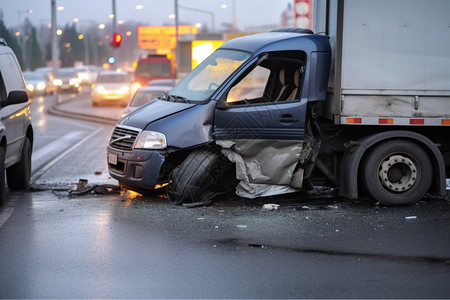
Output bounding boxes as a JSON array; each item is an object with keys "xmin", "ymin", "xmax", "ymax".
[{"xmin": 107, "ymin": 29, "xmax": 331, "ymax": 204}]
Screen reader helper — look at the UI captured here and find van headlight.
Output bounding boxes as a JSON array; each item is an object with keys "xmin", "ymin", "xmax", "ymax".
[{"xmin": 134, "ymin": 131, "xmax": 167, "ymax": 149}]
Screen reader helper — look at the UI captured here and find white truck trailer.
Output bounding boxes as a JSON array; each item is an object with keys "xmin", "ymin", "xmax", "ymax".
[{"xmin": 312, "ymin": 0, "xmax": 449, "ymax": 205}]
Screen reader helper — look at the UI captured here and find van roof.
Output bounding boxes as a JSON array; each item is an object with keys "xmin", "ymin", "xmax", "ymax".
[{"xmin": 219, "ymin": 30, "xmax": 330, "ymax": 55}]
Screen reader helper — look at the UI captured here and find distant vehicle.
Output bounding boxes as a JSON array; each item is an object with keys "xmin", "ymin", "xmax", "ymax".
[
  {"xmin": 135, "ymin": 55, "xmax": 174, "ymax": 86},
  {"xmin": 23, "ymin": 72, "xmax": 54, "ymax": 97},
  {"xmin": 91, "ymin": 71, "xmax": 138, "ymax": 106},
  {"xmin": 53, "ymin": 68, "xmax": 81, "ymax": 93},
  {"xmin": 0, "ymin": 38, "xmax": 33, "ymax": 205},
  {"xmin": 34, "ymin": 66, "xmax": 53, "ymax": 76},
  {"xmin": 122, "ymin": 85, "xmax": 173, "ymax": 117},
  {"xmin": 75, "ymin": 65, "xmax": 99, "ymax": 85},
  {"xmin": 147, "ymin": 79, "xmax": 178, "ymax": 87}
]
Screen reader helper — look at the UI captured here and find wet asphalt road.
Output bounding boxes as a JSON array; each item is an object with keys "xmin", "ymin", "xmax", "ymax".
[
  {"xmin": 2, "ymin": 189, "xmax": 450, "ymax": 298},
  {"xmin": 0, "ymin": 90, "xmax": 449, "ymax": 298}
]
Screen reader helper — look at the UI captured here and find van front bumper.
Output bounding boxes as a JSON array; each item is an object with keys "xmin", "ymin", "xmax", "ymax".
[{"xmin": 107, "ymin": 147, "xmax": 167, "ymax": 190}]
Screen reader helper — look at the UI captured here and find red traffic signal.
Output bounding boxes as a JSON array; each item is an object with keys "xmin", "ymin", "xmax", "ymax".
[{"xmin": 111, "ymin": 33, "xmax": 122, "ymax": 48}]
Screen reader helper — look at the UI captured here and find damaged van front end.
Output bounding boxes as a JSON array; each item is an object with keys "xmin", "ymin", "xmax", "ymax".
[{"xmin": 107, "ymin": 28, "xmax": 331, "ymax": 204}]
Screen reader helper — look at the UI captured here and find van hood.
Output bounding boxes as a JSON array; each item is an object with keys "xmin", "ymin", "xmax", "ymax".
[{"xmin": 118, "ymin": 99, "xmax": 196, "ymax": 129}]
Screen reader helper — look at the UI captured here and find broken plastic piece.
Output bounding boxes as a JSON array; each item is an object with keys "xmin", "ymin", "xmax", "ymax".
[
  {"xmin": 262, "ymin": 203, "xmax": 280, "ymax": 211},
  {"xmin": 74, "ymin": 179, "xmax": 88, "ymax": 191}
]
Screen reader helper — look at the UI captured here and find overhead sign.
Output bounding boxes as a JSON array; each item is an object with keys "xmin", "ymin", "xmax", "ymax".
[
  {"xmin": 138, "ymin": 26, "xmax": 199, "ymax": 50},
  {"xmin": 191, "ymin": 40, "xmax": 224, "ymax": 69}
]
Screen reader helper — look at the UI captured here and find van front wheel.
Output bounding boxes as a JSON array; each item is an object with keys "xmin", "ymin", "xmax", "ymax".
[{"xmin": 168, "ymin": 147, "xmax": 230, "ymax": 205}]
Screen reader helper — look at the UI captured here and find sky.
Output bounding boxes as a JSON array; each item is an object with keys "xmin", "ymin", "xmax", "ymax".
[{"xmin": 1, "ymin": 0, "xmax": 292, "ymax": 32}]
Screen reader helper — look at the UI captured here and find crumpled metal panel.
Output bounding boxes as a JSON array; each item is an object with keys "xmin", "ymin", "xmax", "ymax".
[{"xmin": 217, "ymin": 139, "xmax": 303, "ymax": 198}]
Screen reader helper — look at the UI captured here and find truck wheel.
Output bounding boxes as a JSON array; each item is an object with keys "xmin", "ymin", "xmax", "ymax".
[
  {"xmin": 0, "ymin": 146, "xmax": 5, "ymax": 205},
  {"xmin": 6, "ymin": 137, "xmax": 31, "ymax": 190},
  {"xmin": 360, "ymin": 140, "xmax": 432, "ymax": 206},
  {"xmin": 168, "ymin": 147, "xmax": 230, "ymax": 205}
]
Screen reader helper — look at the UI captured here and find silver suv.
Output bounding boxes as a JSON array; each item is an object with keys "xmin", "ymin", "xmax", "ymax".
[{"xmin": 0, "ymin": 38, "xmax": 33, "ymax": 205}]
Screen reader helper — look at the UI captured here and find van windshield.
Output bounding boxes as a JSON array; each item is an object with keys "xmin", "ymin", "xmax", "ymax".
[{"xmin": 168, "ymin": 49, "xmax": 251, "ymax": 102}]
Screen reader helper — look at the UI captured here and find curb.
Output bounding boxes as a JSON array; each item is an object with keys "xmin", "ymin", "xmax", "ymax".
[{"xmin": 47, "ymin": 97, "xmax": 120, "ymax": 126}]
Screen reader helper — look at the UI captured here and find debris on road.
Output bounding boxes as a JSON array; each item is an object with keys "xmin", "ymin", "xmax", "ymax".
[
  {"xmin": 262, "ymin": 203, "xmax": 280, "ymax": 211},
  {"xmin": 68, "ymin": 179, "xmax": 122, "ymax": 196}
]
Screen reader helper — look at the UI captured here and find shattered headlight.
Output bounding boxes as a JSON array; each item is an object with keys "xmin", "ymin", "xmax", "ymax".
[{"xmin": 134, "ymin": 131, "xmax": 167, "ymax": 149}]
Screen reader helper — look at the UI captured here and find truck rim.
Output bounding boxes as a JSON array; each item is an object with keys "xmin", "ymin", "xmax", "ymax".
[{"xmin": 378, "ymin": 154, "xmax": 418, "ymax": 193}]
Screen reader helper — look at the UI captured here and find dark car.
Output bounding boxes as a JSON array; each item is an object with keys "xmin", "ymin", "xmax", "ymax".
[{"xmin": 107, "ymin": 29, "xmax": 330, "ymax": 205}]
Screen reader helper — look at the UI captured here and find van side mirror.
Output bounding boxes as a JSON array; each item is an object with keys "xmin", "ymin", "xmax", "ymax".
[{"xmin": 2, "ymin": 90, "xmax": 29, "ymax": 107}]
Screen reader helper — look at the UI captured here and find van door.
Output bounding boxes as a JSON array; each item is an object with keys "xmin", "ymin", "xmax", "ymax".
[
  {"xmin": 214, "ymin": 51, "xmax": 308, "ymax": 198},
  {"xmin": 0, "ymin": 53, "xmax": 27, "ymax": 167}
]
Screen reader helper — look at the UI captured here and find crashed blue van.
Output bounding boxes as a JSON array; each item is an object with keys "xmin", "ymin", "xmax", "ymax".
[{"xmin": 107, "ymin": 28, "xmax": 331, "ymax": 204}]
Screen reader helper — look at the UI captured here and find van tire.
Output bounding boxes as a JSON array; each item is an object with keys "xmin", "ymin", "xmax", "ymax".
[
  {"xmin": 6, "ymin": 137, "xmax": 31, "ymax": 190},
  {"xmin": 168, "ymin": 147, "xmax": 230, "ymax": 205},
  {"xmin": 360, "ymin": 140, "xmax": 432, "ymax": 206},
  {"xmin": 0, "ymin": 146, "xmax": 5, "ymax": 205}
]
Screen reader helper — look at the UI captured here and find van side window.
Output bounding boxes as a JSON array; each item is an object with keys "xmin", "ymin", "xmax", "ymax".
[
  {"xmin": 224, "ymin": 51, "xmax": 306, "ymax": 106},
  {"xmin": 227, "ymin": 65, "xmax": 270, "ymax": 103}
]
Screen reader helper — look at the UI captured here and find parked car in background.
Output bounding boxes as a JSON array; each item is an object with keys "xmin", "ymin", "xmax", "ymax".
[
  {"xmin": 53, "ymin": 68, "xmax": 80, "ymax": 93},
  {"xmin": 23, "ymin": 71, "xmax": 54, "ymax": 97},
  {"xmin": 91, "ymin": 71, "xmax": 138, "ymax": 106},
  {"xmin": 122, "ymin": 85, "xmax": 173, "ymax": 117},
  {"xmin": 0, "ymin": 38, "xmax": 33, "ymax": 205}
]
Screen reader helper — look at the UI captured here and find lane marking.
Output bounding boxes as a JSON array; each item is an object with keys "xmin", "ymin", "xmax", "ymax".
[
  {"xmin": 32, "ymin": 131, "xmax": 84, "ymax": 167},
  {"xmin": 31, "ymin": 126, "xmax": 104, "ymax": 184},
  {"xmin": 1, "ymin": 127, "xmax": 105, "ymax": 228},
  {"xmin": 0, "ymin": 193, "xmax": 20, "ymax": 229}
]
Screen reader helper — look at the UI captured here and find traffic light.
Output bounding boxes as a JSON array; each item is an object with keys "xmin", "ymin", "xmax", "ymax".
[{"xmin": 111, "ymin": 33, "xmax": 122, "ymax": 48}]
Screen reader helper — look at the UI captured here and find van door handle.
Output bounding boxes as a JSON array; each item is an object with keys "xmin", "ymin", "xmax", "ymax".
[{"xmin": 279, "ymin": 114, "xmax": 299, "ymax": 122}]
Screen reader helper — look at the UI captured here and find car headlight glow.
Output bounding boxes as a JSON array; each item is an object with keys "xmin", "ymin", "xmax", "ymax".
[
  {"xmin": 131, "ymin": 82, "xmax": 140, "ymax": 92},
  {"xmin": 134, "ymin": 131, "xmax": 167, "ymax": 149},
  {"xmin": 36, "ymin": 82, "xmax": 46, "ymax": 91},
  {"xmin": 53, "ymin": 79, "xmax": 63, "ymax": 86},
  {"xmin": 119, "ymin": 85, "xmax": 129, "ymax": 94},
  {"xmin": 69, "ymin": 78, "xmax": 79, "ymax": 86},
  {"xmin": 26, "ymin": 83, "xmax": 34, "ymax": 92},
  {"xmin": 97, "ymin": 86, "xmax": 106, "ymax": 94}
]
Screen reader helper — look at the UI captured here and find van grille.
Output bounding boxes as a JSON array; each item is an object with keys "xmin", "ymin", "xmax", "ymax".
[{"xmin": 109, "ymin": 125, "xmax": 140, "ymax": 151}]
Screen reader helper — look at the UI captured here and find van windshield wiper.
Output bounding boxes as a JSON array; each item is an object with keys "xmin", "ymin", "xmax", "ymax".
[{"xmin": 168, "ymin": 94, "xmax": 189, "ymax": 103}]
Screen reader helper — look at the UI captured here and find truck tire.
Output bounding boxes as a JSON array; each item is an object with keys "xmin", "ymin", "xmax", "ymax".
[
  {"xmin": 0, "ymin": 146, "xmax": 5, "ymax": 205},
  {"xmin": 360, "ymin": 140, "xmax": 432, "ymax": 206},
  {"xmin": 168, "ymin": 147, "xmax": 230, "ymax": 205},
  {"xmin": 6, "ymin": 137, "xmax": 31, "ymax": 190}
]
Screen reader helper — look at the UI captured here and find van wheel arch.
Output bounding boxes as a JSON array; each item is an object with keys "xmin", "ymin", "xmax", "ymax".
[
  {"xmin": 339, "ymin": 130, "xmax": 446, "ymax": 201},
  {"xmin": 168, "ymin": 145, "xmax": 232, "ymax": 205}
]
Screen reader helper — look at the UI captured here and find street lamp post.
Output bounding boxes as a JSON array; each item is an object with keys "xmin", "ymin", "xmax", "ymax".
[
  {"xmin": 112, "ymin": 0, "xmax": 118, "ymax": 69},
  {"xmin": 175, "ymin": 0, "xmax": 179, "ymax": 79},
  {"xmin": 51, "ymin": 0, "xmax": 58, "ymax": 78},
  {"xmin": 178, "ymin": 5, "xmax": 215, "ymax": 32}
]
